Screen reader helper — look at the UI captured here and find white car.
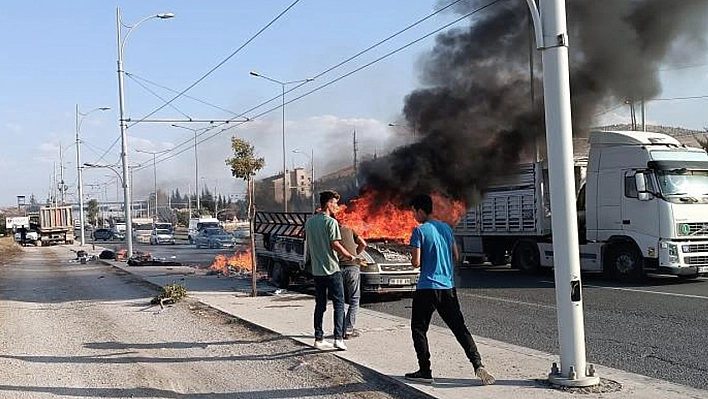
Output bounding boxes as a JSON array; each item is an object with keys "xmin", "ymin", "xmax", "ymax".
[
  {"xmin": 14, "ymin": 230, "xmax": 39, "ymax": 243},
  {"xmin": 150, "ymin": 228, "xmax": 175, "ymax": 245}
]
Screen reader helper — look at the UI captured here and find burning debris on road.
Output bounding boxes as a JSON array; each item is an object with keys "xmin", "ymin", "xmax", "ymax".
[{"xmin": 208, "ymin": 250, "xmax": 254, "ymax": 276}]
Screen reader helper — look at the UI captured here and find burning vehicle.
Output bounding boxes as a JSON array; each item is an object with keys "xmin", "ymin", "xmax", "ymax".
[{"xmin": 254, "ymin": 202, "xmax": 420, "ymax": 293}]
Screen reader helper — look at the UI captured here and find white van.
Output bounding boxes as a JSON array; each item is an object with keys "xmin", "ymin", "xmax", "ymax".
[{"xmin": 188, "ymin": 217, "xmax": 220, "ymax": 244}]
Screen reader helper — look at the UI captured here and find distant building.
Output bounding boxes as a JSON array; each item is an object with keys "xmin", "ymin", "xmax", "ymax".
[{"xmin": 262, "ymin": 167, "xmax": 312, "ymax": 204}]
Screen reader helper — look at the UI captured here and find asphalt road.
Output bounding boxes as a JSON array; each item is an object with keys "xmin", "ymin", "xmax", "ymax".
[
  {"xmin": 0, "ymin": 246, "xmax": 427, "ymax": 399},
  {"xmin": 362, "ymin": 266, "xmax": 708, "ymax": 391},
  {"xmin": 90, "ymin": 239, "xmax": 708, "ymax": 390}
]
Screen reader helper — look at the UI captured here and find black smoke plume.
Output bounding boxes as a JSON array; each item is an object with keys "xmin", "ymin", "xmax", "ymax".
[{"xmin": 362, "ymin": 0, "xmax": 708, "ymax": 205}]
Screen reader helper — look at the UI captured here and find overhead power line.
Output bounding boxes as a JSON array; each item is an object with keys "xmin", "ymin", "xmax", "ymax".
[
  {"xmin": 142, "ymin": 0, "xmax": 504, "ymax": 171},
  {"xmin": 128, "ymin": 0, "xmax": 302, "ymax": 128}
]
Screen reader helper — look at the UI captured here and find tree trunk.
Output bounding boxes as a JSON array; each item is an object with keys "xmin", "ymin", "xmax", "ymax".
[{"xmin": 249, "ymin": 178, "xmax": 258, "ymax": 297}]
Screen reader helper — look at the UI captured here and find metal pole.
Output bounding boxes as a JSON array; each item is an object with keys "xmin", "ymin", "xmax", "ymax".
[
  {"xmin": 117, "ymin": 7, "xmax": 134, "ymax": 258},
  {"xmin": 528, "ymin": 0, "xmax": 598, "ymax": 386},
  {"xmin": 282, "ymin": 84, "xmax": 288, "ymax": 212},
  {"xmin": 75, "ymin": 104, "xmax": 86, "ymax": 246},
  {"xmin": 641, "ymin": 98, "xmax": 646, "ymax": 132},
  {"xmin": 311, "ymin": 148, "xmax": 316, "ymax": 213},
  {"xmin": 153, "ymin": 153, "xmax": 157, "ymax": 220},
  {"xmin": 195, "ymin": 130, "xmax": 200, "ymax": 213}
]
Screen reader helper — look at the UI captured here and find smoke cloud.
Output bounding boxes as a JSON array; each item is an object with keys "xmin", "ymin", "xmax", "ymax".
[{"xmin": 362, "ymin": 0, "xmax": 708, "ymax": 205}]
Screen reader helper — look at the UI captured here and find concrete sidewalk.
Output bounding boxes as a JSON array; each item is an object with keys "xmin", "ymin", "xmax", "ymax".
[{"xmin": 78, "ymin": 247, "xmax": 706, "ymax": 399}]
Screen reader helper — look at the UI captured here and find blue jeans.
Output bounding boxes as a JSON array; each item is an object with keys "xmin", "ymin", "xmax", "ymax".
[
  {"xmin": 313, "ymin": 272, "xmax": 345, "ymax": 340},
  {"xmin": 342, "ymin": 266, "xmax": 360, "ymax": 333}
]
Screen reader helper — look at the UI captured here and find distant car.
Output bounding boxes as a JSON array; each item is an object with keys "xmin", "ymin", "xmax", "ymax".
[
  {"xmin": 194, "ymin": 228, "xmax": 235, "ymax": 249},
  {"xmin": 150, "ymin": 228, "xmax": 175, "ymax": 245},
  {"xmin": 93, "ymin": 228, "xmax": 123, "ymax": 241},
  {"xmin": 14, "ymin": 230, "xmax": 39, "ymax": 244}
]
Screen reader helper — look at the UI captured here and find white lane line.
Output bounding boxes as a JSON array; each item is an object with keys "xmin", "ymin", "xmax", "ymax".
[
  {"xmin": 539, "ymin": 280, "xmax": 708, "ymax": 300},
  {"xmin": 457, "ymin": 292, "xmax": 556, "ymax": 310}
]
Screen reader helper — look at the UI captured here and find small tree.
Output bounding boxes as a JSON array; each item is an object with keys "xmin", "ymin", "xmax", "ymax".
[
  {"xmin": 225, "ymin": 137, "xmax": 265, "ymax": 297},
  {"xmin": 87, "ymin": 199, "xmax": 99, "ymax": 226}
]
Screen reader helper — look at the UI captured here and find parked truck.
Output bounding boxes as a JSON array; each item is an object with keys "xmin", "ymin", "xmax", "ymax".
[
  {"xmin": 254, "ymin": 211, "xmax": 419, "ymax": 293},
  {"xmin": 29, "ymin": 206, "xmax": 74, "ymax": 246},
  {"xmin": 454, "ymin": 130, "xmax": 708, "ymax": 280}
]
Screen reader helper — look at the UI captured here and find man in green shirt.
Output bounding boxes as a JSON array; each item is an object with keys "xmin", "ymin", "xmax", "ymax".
[{"xmin": 305, "ymin": 190, "xmax": 356, "ymax": 351}]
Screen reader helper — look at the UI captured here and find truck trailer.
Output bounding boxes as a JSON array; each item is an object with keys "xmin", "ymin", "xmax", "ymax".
[
  {"xmin": 31, "ymin": 206, "xmax": 74, "ymax": 246},
  {"xmin": 455, "ymin": 130, "xmax": 708, "ymax": 280},
  {"xmin": 254, "ymin": 211, "xmax": 419, "ymax": 293}
]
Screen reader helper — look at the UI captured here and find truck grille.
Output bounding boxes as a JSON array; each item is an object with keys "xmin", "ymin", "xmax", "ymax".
[
  {"xmin": 681, "ymin": 223, "xmax": 708, "ymax": 236},
  {"xmin": 684, "ymin": 256, "xmax": 708, "ymax": 265},
  {"xmin": 380, "ymin": 264, "xmax": 415, "ymax": 272},
  {"xmin": 684, "ymin": 244, "xmax": 708, "ymax": 253}
]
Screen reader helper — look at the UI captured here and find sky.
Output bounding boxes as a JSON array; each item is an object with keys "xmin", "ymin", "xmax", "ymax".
[{"xmin": 2, "ymin": 0, "xmax": 708, "ymax": 207}]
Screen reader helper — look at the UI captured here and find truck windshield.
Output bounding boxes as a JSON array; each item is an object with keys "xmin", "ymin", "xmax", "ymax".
[{"xmin": 656, "ymin": 169, "xmax": 708, "ymax": 196}]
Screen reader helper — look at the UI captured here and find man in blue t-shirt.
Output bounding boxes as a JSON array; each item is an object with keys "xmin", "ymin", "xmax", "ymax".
[{"xmin": 405, "ymin": 194, "xmax": 495, "ymax": 385}]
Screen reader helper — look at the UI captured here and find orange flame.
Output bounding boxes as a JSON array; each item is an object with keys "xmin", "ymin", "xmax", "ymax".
[
  {"xmin": 337, "ymin": 192, "xmax": 466, "ymax": 242},
  {"xmin": 209, "ymin": 250, "xmax": 253, "ymax": 276}
]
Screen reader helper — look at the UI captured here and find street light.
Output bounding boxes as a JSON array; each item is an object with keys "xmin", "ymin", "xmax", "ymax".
[
  {"xmin": 75, "ymin": 106, "xmax": 111, "ymax": 246},
  {"xmin": 250, "ymin": 70, "xmax": 313, "ymax": 212},
  {"xmin": 116, "ymin": 7, "xmax": 173, "ymax": 257},
  {"xmin": 292, "ymin": 149, "xmax": 315, "ymax": 212},
  {"xmin": 171, "ymin": 124, "xmax": 207, "ymax": 214},
  {"xmin": 135, "ymin": 148, "xmax": 171, "ymax": 220}
]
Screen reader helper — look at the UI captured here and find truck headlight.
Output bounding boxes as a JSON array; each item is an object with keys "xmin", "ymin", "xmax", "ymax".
[
  {"xmin": 668, "ymin": 243, "xmax": 679, "ymax": 263},
  {"xmin": 359, "ymin": 263, "xmax": 379, "ymax": 273}
]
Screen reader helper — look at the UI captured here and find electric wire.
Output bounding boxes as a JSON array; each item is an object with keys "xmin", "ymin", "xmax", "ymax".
[
  {"xmin": 140, "ymin": 0, "xmax": 503, "ymax": 171},
  {"xmin": 127, "ymin": 0, "xmax": 302, "ymax": 128},
  {"xmin": 126, "ymin": 73, "xmax": 192, "ymax": 120}
]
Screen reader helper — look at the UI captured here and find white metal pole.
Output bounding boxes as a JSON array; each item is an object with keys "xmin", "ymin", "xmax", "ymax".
[
  {"xmin": 117, "ymin": 7, "xmax": 134, "ymax": 258},
  {"xmin": 529, "ymin": 0, "xmax": 599, "ymax": 386},
  {"xmin": 153, "ymin": 153, "xmax": 157, "ymax": 220},
  {"xmin": 282, "ymin": 84, "xmax": 288, "ymax": 212},
  {"xmin": 195, "ymin": 130, "xmax": 200, "ymax": 213},
  {"xmin": 311, "ymin": 148, "xmax": 315, "ymax": 212},
  {"xmin": 75, "ymin": 104, "xmax": 86, "ymax": 246}
]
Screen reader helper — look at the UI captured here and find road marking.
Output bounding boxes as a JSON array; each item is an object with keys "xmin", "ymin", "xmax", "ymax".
[
  {"xmin": 539, "ymin": 280, "xmax": 708, "ymax": 300},
  {"xmin": 457, "ymin": 292, "xmax": 556, "ymax": 310}
]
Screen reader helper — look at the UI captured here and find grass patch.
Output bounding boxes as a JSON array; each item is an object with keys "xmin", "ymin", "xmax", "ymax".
[
  {"xmin": 0, "ymin": 236, "xmax": 22, "ymax": 265},
  {"xmin": 151, "ymin": 282, "xmax": 188, "ymax": 307}
]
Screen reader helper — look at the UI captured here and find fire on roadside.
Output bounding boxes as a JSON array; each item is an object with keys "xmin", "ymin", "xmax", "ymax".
[
  {"xmin": 209, "ymin": 250, "xmax": 253, "ymax": 276},
  {"xmin": 337, "ymin": 191, "xmax": 466, "ymax": 242}
]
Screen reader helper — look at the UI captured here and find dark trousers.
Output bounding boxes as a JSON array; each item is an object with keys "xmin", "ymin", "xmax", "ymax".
[
  {"xmin": 411, "ymin": 288, "xmax": 483, "ymax": 372},
  {"xmin": 313, "ymin": 272, "xmax": 345, "ymax": 340}
]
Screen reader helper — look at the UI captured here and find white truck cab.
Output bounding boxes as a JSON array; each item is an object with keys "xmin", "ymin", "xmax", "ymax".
[{"xmin": 455, "ymin": 130, "xmax": 708, "ymax": 280}]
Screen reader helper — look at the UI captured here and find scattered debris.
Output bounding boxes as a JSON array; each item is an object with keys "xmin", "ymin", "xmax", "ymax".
[
  {"xmin": 99, "ymin": 250, "xmax": 116, "ymax": 260},
  {"xmin": 128, "ymin": 252, "xmax": 182, "ymax": 266},
  {"xmin": 151, "ymin": 282, "xmax": 187, "ymax": 309}
]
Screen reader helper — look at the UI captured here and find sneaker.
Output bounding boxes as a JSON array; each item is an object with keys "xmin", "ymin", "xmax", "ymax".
[
  {"xmin": 314, "ymin": 339, "xmax": 333, "ymax": 350},
  {"xmin": 405, "ymin": 369, "xmax": 434, "ymax": 384},
  {"xmin": 334, "ymin": 339, "xmax": 348, "ymax": 351},
  {"xmin": 343, "ymin": 330, "xmax": 360, "ymax": 340},
  {"xmin": 475, "ymin": 366, "xmax": 496, "ymax": 385}
]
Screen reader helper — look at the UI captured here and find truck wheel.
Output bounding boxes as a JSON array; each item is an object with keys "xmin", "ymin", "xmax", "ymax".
[
  {"xmin": 270, "ymin": 261, "xmax": 290, "ymax": 289},
  {"xmin": 512, "ymin": 240, "xmax": 540, "ymax": 274},
  {"xmin": 606, "ymin": 243, "xmax": 643, "ymax": 280}
]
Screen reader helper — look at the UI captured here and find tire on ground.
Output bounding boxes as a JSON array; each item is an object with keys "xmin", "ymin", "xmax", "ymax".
[
  {"xmin": 269, "ymin": 261, "xmax": 290, "ymax": 289},
  {"xmin": 512, "ymin": 239, "xmax": 541, "ymax": 274}
]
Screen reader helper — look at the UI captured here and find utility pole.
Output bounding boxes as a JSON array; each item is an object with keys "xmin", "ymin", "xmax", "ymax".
[
  {"xmin": 59, "ymin": 144, "xmax": 65, "ymax": 204},
  {"xmin": 353, "ymin": 130, "xmax": 359, "ymax": 189},
  {"xmin": 526, "ymin": 0, "xmax": 599, "ymax": 387}
]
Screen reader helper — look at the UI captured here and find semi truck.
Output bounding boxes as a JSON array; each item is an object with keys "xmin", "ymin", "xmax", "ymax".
[
  {"xmin": 454, "ymin": 130, "xmax": 708, "ymax": 280},
  {"xmin": 254, "ymin": 211, "xmax": 419, "ymax": 293},
  {"xmin": 28, "ymin": 206, "xmax": 74, "ymax": 246}
]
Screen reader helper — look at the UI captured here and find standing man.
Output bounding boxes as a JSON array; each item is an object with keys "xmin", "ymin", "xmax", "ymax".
[
  {"xmin": 305, "ymin": 190, "xmax": 357, "ymax": 351},
  {"xmin": 337, "ymin": 221, "xmax": 366, "ymax": 339},
  {"xmin": 405, "ymin": 194, "xmax": 495, "ymax": 385}
]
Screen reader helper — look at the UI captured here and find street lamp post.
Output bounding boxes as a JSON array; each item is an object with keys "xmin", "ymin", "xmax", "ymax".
[
  {"xmin": 249, "ymin": 71, "xmax": 313, "ymax": 212},
  {"xmin": 135, "ymin": 148, "xmax": 171, "ymax": 220},
  {"xmin": 116, "ymin": 7, "xmax": 173, "ymax": 257},
  {"xmin": 75, "ymin": 105, "xmax": 111, "ymax": 246},
  {"xmin": 171, "ymin": 124, "xmax": 205, "ymax": 215},
  {"xmin": 292, "ymin": 149, "xmax": 315, "ymax": 212}
]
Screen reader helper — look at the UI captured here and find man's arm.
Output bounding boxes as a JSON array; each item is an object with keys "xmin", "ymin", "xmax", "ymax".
[
  {"xmin": 354, "ymin": 234, "xmax": 367, "ymax": 255},
  {"xmin": 452, "ymin": 243, "xmax": 460, "ymax": 262},
  {"xmin": 332, "ymin": 240, "xmax": 355, "ymax": 261},
  {"xmin": 411, "ymin": 247, "xmax": 421, "ymax": 268}
]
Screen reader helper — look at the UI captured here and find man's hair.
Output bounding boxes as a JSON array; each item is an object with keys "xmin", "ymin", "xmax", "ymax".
[
  {"xmin": 319, "ymin": 190, "xmax": 340, "ymax": 208},
  {"xmin": 411, "ymin": 194, "xmax": 433, "ymax": 215}
]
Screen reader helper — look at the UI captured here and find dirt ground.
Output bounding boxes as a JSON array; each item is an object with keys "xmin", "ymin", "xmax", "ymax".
[{"xmin": 0, "ymin": 236, "xmax": 21, "ymax": 264}]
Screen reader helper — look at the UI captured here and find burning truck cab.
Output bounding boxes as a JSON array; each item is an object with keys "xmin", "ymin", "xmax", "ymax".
[{"xmin": 254, "ymin": 211, "xmax": 419, "ymax": 293}]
